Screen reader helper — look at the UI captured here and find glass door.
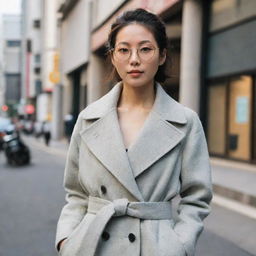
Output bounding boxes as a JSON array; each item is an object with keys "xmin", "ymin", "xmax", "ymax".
[{"xmin": 227, "ymin": 76, "xmax": 252, "ymax": 160}]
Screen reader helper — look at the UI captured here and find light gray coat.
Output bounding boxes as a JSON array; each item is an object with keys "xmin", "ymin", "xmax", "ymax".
[{"xmin": 55, "ymin": 82, "xmax": 212, "ymax": 256}]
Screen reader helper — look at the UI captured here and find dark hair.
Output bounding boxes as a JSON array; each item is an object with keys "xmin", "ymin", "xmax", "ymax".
[{"xmin": 106, "ymin": 8, "xmax": 170, "ymax": 83}]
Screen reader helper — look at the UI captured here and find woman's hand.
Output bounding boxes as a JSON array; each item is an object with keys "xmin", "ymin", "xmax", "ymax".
[{"xmin": 58, "ymin": 238, "xmax": 67, "ymax": 251}]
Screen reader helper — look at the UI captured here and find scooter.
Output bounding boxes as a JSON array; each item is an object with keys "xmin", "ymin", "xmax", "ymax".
[{"xmin": 3, "ymin": 133, "xmax": 30, "ymax": 166}]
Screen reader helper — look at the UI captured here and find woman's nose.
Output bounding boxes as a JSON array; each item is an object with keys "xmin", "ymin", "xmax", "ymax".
[{"xmin": 129, "ymin": 49, "xmax": 140, "ymax": 65}]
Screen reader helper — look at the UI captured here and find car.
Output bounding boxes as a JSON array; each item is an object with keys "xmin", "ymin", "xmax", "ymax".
[{"xmin": 0, "ymin": 117, "xmax": 14, "ymax": 151}]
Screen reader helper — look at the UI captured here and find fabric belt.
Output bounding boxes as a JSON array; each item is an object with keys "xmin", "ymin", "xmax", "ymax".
[{"xmin": 82, "ymin": 196, "xmax": 173, "ymax": 256}]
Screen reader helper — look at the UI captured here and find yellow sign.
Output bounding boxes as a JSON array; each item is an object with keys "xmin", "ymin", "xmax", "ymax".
[
  {"xmin": 49, "ymin": 71, "xmax": 60, "ymax": 84},
  {"xmin": 49, "ymin": 53, "xmax": 60, "ymax": 84}
]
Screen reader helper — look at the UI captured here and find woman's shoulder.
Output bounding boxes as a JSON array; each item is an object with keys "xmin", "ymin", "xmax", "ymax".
[
  {"xmin": 167, "ymin": 95, "xmax": 203, "ymax": 134},
  {"xmin": 78, "ymin": 83, "xmax": 122, "ymax": 121},
  {"xmin": 165, "ymin": 94, "xmax": 201, "ymax": 127},
  {"xmin": 182, "ymin": 106, "xmax": 200, "ymax": 122},
  {"xmin": 181, "ymin": 105, "xmax": 204, "ymax": 134}
]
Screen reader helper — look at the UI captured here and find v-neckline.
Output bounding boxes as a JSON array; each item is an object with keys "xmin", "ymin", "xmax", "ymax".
[
  {"xmin": 115, "ymin": 106, "xmax": 154, "ymax": 153},
  {"xmin": 115, "ymin": 83, "xmax": 157, "ymax": 153}
]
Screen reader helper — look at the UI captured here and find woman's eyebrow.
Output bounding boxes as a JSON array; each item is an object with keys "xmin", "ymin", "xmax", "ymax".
[
  {"xmin": 116, "ymin": 40, "xmax": 153, "ymax": 46},
  {"xmin": 116, "ymin": 42, "xmax": 130, "ymax": 46},
  {"xmin": 138, "ymin": 40, "xmax": 153, "ymax": 45}
]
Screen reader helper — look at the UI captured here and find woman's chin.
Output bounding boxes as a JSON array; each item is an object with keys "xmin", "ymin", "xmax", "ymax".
[{"xmin": 123, "ymin": 78, "xmax": 154, "ymax": 88}]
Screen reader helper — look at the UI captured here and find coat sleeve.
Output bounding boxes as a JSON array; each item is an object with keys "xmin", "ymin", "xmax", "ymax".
[
  {"xmin": 55, "ymin": 113, "xmax": 89, "ymax": 250},
  {"xmin": 173, "ymin": 109, "xmax": 213, "ymax": 256}
]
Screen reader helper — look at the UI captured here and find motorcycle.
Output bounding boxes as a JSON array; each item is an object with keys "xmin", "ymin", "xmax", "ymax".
[{"xmin": 2, "ymin": 133, "xmax": 30, "ymax": 166}]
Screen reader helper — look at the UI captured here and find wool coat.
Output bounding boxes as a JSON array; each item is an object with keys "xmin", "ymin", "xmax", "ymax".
[{"xmin": 55, "ymin": 82, "xmax": 212, "ymax": 256}]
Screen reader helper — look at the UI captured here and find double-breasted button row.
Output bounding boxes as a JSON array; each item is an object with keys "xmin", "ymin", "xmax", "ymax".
[
  {"xmin": 101, "ymin": 185, "xmax": 107, "ymax": 194},
  {"xmin": 101, "ymin": 232, "xmax": 136, "ymax": 242},
  {"xmin": 101, "ymin": 231, "xmax": 110, "ymax": 241},
  {"xmin": 128, "ymin": 233, "xmax": 136, "ymax": 242}
]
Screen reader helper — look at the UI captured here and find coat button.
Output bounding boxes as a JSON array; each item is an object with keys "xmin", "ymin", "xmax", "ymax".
[
  {"xmin": 102, "ymin": 231, "xmax": 110, "ymax": 241},
  {"xmin": 128, "ymin": 233, "xmax": 136, "ymax": 242},
  {"xmin": 101, "ymin": 185, "xmax": 107, "ymax": 194}
]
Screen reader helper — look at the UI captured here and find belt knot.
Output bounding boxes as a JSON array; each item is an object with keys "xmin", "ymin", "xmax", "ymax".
[{"xmin": 113, "ymin": 198, "xmax": 129, "ymax": 216}]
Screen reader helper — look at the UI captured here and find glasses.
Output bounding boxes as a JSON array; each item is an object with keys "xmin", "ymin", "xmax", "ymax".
[{"xmin": 112, "ymin": 44, "xmax": 158, "ymax": 62}]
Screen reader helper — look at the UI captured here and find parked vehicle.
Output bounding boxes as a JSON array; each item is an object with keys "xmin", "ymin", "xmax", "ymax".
[
  {"xmin": 0, "ymin": 117, "xmax": 13, "ymax": 151},
  {"xmin": 2, "ymin": 133, "xmax": 30, "ymax": 166}
]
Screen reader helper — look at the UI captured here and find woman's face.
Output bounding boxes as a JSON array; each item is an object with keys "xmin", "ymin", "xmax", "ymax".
[{"xmin": 111, "ymin": 23, "xmax": 166, "ymax": 89}]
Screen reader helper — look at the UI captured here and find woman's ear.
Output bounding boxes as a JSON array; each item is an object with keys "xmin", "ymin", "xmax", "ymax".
[
  {"xmin": 159, "ymin": 48, "xmax": 167, "ymax": 66},
  {"xmin": 110, "ymin": 52, "xmax": 116, "ymax": 67}
]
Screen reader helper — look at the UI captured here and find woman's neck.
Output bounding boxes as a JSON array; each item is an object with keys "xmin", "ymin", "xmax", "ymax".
[{"xmin": 118, "ymin": 82, "xmax": 156, "ymax": 110}]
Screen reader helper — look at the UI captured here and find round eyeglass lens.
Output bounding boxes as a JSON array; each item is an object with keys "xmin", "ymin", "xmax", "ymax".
[{"xmin": 113, "ymin": 45, "xmax": 156, "ymax": 61}]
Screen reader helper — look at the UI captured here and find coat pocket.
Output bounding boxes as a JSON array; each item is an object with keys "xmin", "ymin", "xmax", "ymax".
[
  {"xmin": 59, "ymin": 213, "xmax": 96, "ymax": 256},
  {"xmin": 158, "ymin": 220, "xmax": 187, "ymax": 256},
  {"xmin": 168, "ymin": 220, "xmax": 187, "ymax": 256}
]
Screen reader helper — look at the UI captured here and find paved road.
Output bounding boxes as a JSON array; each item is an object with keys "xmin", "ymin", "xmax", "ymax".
[
  {"xmin": 0, "ymin": 145, "xmax": 65, "ymax": 256},
  {"xmin": 0, "ymin": 138, "xmax": 255, "ymax": 256}
]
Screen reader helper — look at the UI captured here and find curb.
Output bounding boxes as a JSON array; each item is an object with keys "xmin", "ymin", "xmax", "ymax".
[
  {"xmin": 213, "ymin": 184, "xmax": 256, "ymax": 208},
  {"xmin": 212, "ymin": 194, "xmax": 256, "ymax": 220}
]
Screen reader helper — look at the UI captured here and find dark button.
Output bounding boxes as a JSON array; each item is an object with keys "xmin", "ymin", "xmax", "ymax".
[
  {"xmin": 101, "ymin": 185, "xmax": 107, "ymax": 194},
  {"xmin": 128, "ymin": 233, "xmax": 136, "ymax": 242},
  {"xmin": 102, "ymin": 231, "xmax": 110, "ymax": 241}
]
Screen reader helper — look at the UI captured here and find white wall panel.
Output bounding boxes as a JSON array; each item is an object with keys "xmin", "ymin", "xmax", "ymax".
[{"xmin": 61, "ymin": 0, "xmax": 91, "ymax": 74}]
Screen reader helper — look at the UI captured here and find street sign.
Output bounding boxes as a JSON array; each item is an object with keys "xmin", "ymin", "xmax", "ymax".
[
  {"xmin": 1, "ymin": 105, "xmax": 8, "ymax": 112},
  {"xmin": 49, "ymin": 71, "xmax": 60, "ymax": 84},
  {"xmin": 25, "ymin": 104, "xmax": 35, "ymax": 114},
  {"xmin": 49, "ymin": 52, "xmax": 60, "ymax": 84}
]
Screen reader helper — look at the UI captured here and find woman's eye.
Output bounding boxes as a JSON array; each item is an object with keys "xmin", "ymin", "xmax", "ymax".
[
  {"xmin": 140, "ymin": 47, "xmax": 153, "ymax": 53},
  {"xmin": 118, "ymin": 48, "xmax": 129, "ymax": 54}
]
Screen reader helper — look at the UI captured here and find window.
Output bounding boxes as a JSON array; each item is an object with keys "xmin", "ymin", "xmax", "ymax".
[
  {"xmin": 7, "ymin": 40, "xmax": 21, "ymax": 47},
  {"xmin": 207, "ymin": 75, "xmax": 253, "ymax": 161},
  {"xmin": 210, "ymin": 0, "xmax": 256, "ymax": 32},
  {"xmin": 34, "ymin": 54, "xmax": 41, "ymax": 64},
  {"xmin": 27, "ymin": 39, "xmax": 32, "ymax": 53},
  {"xmin": 34, "ymin": 67, "xmax": 41, "ymax": 74},
  {"xmin": 33, "ymin": 19, "xmax": 41, "ymax": 28},
  {"xmin": 35, "ymin": 80, "xmax": 42, "ymax": 95}
]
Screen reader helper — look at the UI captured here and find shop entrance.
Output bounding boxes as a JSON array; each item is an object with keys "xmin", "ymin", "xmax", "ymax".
[
  {"xmin": 227, "ymin": 76, "xmax": 252, "ymax": 161},
  {"xmin": 207, "ymin": 75, "xmax": 254, "ymax": 162}
]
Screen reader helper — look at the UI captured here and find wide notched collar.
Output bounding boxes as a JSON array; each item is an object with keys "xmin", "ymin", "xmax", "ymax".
[
  {"xmin": 81, "ymin": 81, "xmax": 187, "ymax": 124},
  {"xmin": 80, "ymin": 82, "xmax": 187, "ymax": 201}
]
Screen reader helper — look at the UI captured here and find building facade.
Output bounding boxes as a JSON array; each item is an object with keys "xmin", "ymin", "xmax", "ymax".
[
  {"xmin": 57, "ymin": 0, "xmax": 92, "ymax": 133},
  {"xmin": 21, "ymin": 0, "xmax": 43, "ymax": 118},
  {"xmin": 1, "ymin": 14, "xmax": 22, "ymax": 115},
  {"xmin": 206, "ymin": 0, "xmax": 256, "ymax": 163},
  {"xmin": 0, "ymin": 16, "xmax": 4, "ymax": 109},
  {"xmin": 21, "ymin": 0, "xmax": 61, "ymax": 138}
]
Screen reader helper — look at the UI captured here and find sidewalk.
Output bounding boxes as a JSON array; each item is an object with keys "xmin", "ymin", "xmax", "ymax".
[
  {"xmin": 24, "ymin": 135, "xmax": 256, "ymax": 218},
  {"xmin": 211, "ymin": 157, "xmax": 256, "ymax": 219},
  {"xmin": 211, "ymin": 158, "xmax": 256, "ymax": 205},
  {"xmin": 24, "ymin": 135, "xmax": 69, "ymax": 158}
]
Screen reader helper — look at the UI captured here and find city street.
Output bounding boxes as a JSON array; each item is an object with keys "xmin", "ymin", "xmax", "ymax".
[{"xmin": 0, "ymin": 137, "xmax": 255, "ymax": 256}]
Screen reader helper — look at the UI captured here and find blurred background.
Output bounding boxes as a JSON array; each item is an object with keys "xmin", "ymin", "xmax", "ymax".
[{"xmin": 0, "ymin": 0, "xmax": 256, "ymax": 255}]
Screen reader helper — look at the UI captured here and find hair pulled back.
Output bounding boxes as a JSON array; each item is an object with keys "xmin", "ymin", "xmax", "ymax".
[{"xmin": 107, "ymin": 8, "xmax": 169, "ymax": 83}]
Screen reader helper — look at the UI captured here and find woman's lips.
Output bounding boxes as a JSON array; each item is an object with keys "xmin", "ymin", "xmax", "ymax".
[{"xmin": 127, "ymin": 71, "xmax": 144, "ymax": 78}]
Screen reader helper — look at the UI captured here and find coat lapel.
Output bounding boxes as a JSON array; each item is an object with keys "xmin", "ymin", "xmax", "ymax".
[
  {"xmin": 127, "ymin": 83, "xmax": 187, "ymax": 177},
  {"xmin": 126, "ymin": 112, "xmax": 185, "ymax": 178},
  {"xmin": 80, "ymin": 83, "xmax": 144, "ymax": 201}
]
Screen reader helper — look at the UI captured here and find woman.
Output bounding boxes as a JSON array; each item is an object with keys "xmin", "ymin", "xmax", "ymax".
[{"xmin": 55, "ymin": 8, "xmax": 212, "ymax": 256}]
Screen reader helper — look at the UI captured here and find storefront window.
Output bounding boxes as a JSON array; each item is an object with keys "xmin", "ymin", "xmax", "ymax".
[
  {"xmin": 207, "ymin": 75, "xmax": 253, "ymax": 161},
  {"xmin": 207, "ymin": 82, "xmax": 227, "ymax": 155},
  {"xmin": 228, "ymin": 75, "xmax": 252, "ymax": 160},
  {"xmin": 210, "ymin": 0, "xmax": 256, "ymax": 32}
]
